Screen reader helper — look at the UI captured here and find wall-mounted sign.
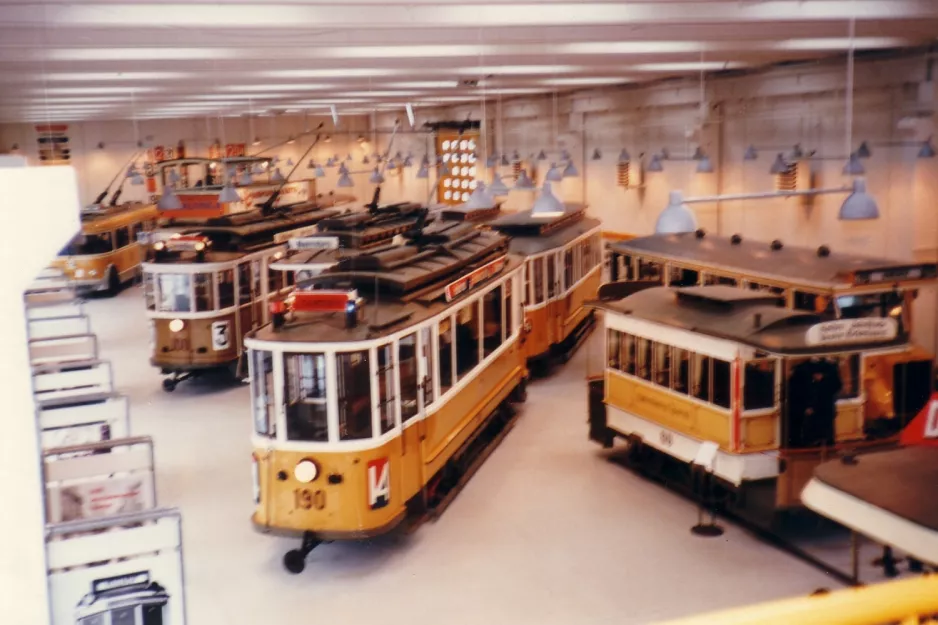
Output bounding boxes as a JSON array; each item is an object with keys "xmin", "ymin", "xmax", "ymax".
[
  {"xmin": 285, "ymin": 234, "xmax": 340, "ymax": 249},
  {"xmin": 36, "ymin": 124, "xmax": 70, "ymax": 165},
  {"xmin": 805, "ymin": 317, "xmax": 897, "ymax": 346},
  {"xmin": 444, "ymin": 255, "xmax": 506, "ymax": 301}
]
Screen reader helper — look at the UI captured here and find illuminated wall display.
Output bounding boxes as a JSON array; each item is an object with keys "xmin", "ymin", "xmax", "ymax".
[{"xmin": 436, "ymin": 129, "xmax": 479, "ymax": 205}]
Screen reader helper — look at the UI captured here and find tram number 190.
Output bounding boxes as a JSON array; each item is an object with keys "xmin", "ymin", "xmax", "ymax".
[{"xmin": 293, "ymin": 488, "xmax": 326, "ymax": 511}]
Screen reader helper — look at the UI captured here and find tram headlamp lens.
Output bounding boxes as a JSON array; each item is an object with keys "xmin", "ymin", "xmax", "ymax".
[
  {"xmin": 294, "ymin": 459, "xmax": 318, "ymax": 483},
  {"xmin": 74, "ymin": 269, "xmax": 85, "ymax": 278},
  {"xmin": 154, "ymin": 241, "xmax": 165, "ymax": 251},
  {"xmin": 194, "ymin": 241, "xmax": 206, "ymax": 252},
  {"xmin": 168, "ymin": 319, "xmax": 184, "ymax": 333}
]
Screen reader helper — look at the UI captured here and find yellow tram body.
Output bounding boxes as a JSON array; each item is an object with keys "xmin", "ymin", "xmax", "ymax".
[
  {"xmin": 141, "ymin": 203, "xmax": 342, "ymax": 390},
  {"xmin": 52, "ymin": 202, "xmax": 159, "ymax": 294},
  {"xmin": 246, "ymin": 221, "xmax": 526, "ymax": 572},
  {"xmin": 589, "ymin": 281, "xmax": 935, "ymax": 511}
]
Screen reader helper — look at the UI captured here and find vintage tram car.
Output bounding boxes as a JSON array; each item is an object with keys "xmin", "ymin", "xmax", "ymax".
[
  {"xmin": 142, "ymin": 201, "xmax": 344, "ymax": 391},
  {"xmin": 246, "ymin": 220, "xmax": 526, "ymax": 573},
  {"xmin": 75, "ymin": 571, "xmax": 170, "ymax": 625}
]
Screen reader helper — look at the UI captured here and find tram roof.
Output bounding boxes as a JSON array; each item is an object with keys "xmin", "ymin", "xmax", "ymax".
[
  {"xmin": 252, "ymin": 222, "xmax": 515, "ymax": 343},
  {"xmin": 156, "ymin": 156, "xmax": 272, "ymax": 168},
  {"xmin": 79, "ymin": 202, "xmax": 159, "ymax": 234},
  {"xmin": 612, "ymin": 233, "xmax": 938, "ymax": 291},
  {"xmin": 804, "ymin": 446, "xmax": 938, "ymax": 564},
  {"xmin": 595, "ymin": 285, "xmax": 906, "ymax": 353}
]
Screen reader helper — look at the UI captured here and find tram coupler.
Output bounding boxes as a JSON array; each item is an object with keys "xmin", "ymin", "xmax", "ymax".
[
  {"xmin": 283, "ymin": 531, "xmax": 321, "ymax": 575},
  {"xmin": 162, "ymin": 372, "xmax": 193, "ymax": 392}
]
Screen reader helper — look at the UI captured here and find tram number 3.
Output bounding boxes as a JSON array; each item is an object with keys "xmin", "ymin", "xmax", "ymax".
[
  {"xmin": 293, "ymin": 488, "xmax": 326, "ymax": 511},
  {"xmin": 659, "ymin": 431, "xmax": 674, "ymax": 448},
  {"xmin": 211, "ymin": 320, "xmax": 231, "ymax": 351}
]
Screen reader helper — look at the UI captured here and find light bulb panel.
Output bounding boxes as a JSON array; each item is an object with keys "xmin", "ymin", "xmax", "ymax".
[{"xmin": 435, "ymin": 129, "xmax": 480, "ymax": 205}]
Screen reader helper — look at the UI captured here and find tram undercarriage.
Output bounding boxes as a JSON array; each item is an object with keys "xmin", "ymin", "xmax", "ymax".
[
  {"xmin": 158, "ymin": 355, "xmax": 245, "ymax": 392},
  {"xmin": 280, "ymin": 377, "xmax": 527, "ymax": 574}
]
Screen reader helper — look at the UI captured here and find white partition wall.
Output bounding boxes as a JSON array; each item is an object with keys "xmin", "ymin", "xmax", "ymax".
[{"xmin": 0, "ymin": 165, "xmax": 81, "ymax": 625}]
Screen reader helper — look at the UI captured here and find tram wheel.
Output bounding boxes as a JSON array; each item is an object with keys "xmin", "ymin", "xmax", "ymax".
[
  {"xmin": 162, "ymin": 378, "xmax": 177, "ymax": 392},
  {"xmin": 283, "ymin": 550, "xmax": 306, "ymax": 574},
  {"xmin": 106, "ymin": 267, "xmax": 121, "ymax": 296}
]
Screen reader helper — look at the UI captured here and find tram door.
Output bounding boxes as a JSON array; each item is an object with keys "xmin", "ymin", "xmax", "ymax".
[
  {"xmin": 776, "ymin": 357, "xmax": 842, "ymax": 507},
  {"xmin": 546, "ymin": 251, "xmax": 563, "ymax": 346}
]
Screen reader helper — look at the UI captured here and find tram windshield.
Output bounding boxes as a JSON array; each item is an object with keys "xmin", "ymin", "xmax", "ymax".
[
  {"xmin": 59, "ymin": 232, "xmax": 114, "ymax": 256},
  {"xmin": 837, "ymin": 292, "xmax": 905, "ymax": 321},
  {"xmin": 156, "ymin": 273, "xmax": 192, "ymax": 312}
]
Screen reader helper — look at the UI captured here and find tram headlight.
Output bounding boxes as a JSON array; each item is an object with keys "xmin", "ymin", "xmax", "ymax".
[
  {"xmin": 89, "ymin": 269, "xmax": 98, "ymax": 277},
  {"xmin": 194, "ymin": 241, "xmax": 206, "ymax": 252},
  {"xmin": 294, "ymin": 458, "xmax": 319, "ymax": 483},
  {"xmin": 168, "ymin": 318, "xmax": 185, "ymax": 333},
  {"xmin": 74, "ymin": 269, "xmax": 85, "ymax": 278}
]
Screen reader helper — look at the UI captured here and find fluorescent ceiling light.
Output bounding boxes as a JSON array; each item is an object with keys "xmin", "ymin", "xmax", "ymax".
[
  {"xmin": 38, "ymin": 72, "xmax": 190, "ymax": 82},
  {"xmin": 291, "ymin": 99, "xmax": 371, "ymax": 105},
  {"xmin": 538, "ymin": 77, "xmax": 632, "ymax": 87},
  {"xmin": 260, "ymin": 68, "xmax": 406, "ymax": 79},
  {"xmin": 457, "ymin": 65, "xmax": 582, "ymax": 75},
  {"xmin": 47, "ymin": 48, "xmax": 229, "ymax": 61},
  {"xmin": 775, "ymin": 37, "xmax": 905, "ymax": 51},
  {"xmin": 5, "ymin": 96, "xmax": 141, "ymax": 104},
  {"xmin": 187, "ymin": 93, "xmax": 295, "ymax": 100},
  {"xmin": 332, "ymin": 90, "xmax": 422, "ymax": 97},
  {"xmin": 218, "ymin": 84, "xmax": 337, "ymax": 92},
  {"xmin": 628, "ymin": 62, "xmax": 745, "ymax": 72},
  {"xmin": 383, "ymin": 81, "xmax": 459, "ymax": 89},
  {"xmin": 30, "ymin": 86, "xmax": 159, "ymax": 95}
]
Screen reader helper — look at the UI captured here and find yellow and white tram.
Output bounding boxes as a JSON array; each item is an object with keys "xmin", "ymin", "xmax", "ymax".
[
  {"xmin": 605, "ymin": 232, "xmax": 938, "ymax": 424},
  {"xmin": 588, "ymin": 283, "xmax": 934, "ymax": 512},
  {"xmin": 246, "ymin": 221, "xmax": 526, "ymax": 573},
  {"xmin": 142, "ymin": 203, "xmax": 342, "ymax": 391},
  {"xmin": 488, "ymin": 201, "xmax": 603, "ymax": 368}
]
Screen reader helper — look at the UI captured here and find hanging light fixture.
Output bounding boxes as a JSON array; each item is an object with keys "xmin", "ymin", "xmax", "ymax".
[
  {"xmin": 655, "ymin": 190, "xmax": 698, "ymax": 234},
  {"xmin": 837, "ymin": 177, "xmax": 879, "ymax": 220},
  {"xmin": 489, "ymin": 173, "xmax": 510, "ymax": 196},
  {"xmin": 591, "ymin": 148, "xmax": 602, "ymax": 161},
  {"xmin": 416, "ymin": 162, "xmax": 429, "ymax": 179},
  {"xmin": 856, "ymin": 141, "xmax": 871, "ymax": 158},
  {"xmin": 218, "ymin": 182, "xmax": 241, "ymax": 204},
  {"xmin": 743, "ymin": 145, "xmax": 758, "ymax": 161},
  {"xmin": 789, "ymin": 144, "xmax": 805, "ymax": 160},
  {"xmin": 369, "ymin": 167, "xmax": 384, "ymax": 184},
  {"xmin": 618, "ymin": 148, "xmax": 631, "ymax": 163},
  {"xmin": 696, "ymin": 155, "xmax": 714, "ymax": 174},
  {"xmin": 240, "ymin": 169, "xmax": 253, "ymax": 185},
  {"xmin": 314, "ymin": 164, "xmax": 325, "ymax": 178},
  {"xmin": 691, "ymin": 146, "xmax": 705, "ymax": 160},
  {"xmin": 286, "ymin": 158, "xmax": 295, "ymax": 167},
  {"xmin": 337, "ymin": 171, "xmax": 354, "ymax": 187},
  {"xmin": 512, "ymin": 149, "xmax": 521, "ymax": 161},
  {"xmin": 403, "ymin": 155, "xmax": 413, "ymax": 168},
  {"xmin": 842, "ymin": 152, "xmax": 865, "ymax": 176},
  {"xmin": 562, "ymin": 161, "xmax": 579, "ymax": 177},
  {"xmin": 514, "ymin": 169, "xmax": 536, "ymax": 190},
  {"xmin": 769, "ymin": 153, "xmax": 789, "ymax": 175},
  {"xmin": 536, "ymin": 150, "xmax": 548, "ymax": 161},
  {"xmin": 363, "ymin": 154, "xmax": 371, "ymax": 165},
  {"xmin": 270, "ymin": 167, "xmax": 285, "ymax": 182},
  {"xmin": 531, "ymin": 182, "xmax": 565, "ymax": 217},
  {"xmin": 168, "ymin": 169, "xmax": 181, "ymax": 184},
  {"xmin": 500, "ymin": 153, "xmax": 510, "ymax": 166},
  {"xmin": 130, "ymin": 170, "xmax": 145, "ymax": 186},
  {"xmin": 325, "ymin": 157, "xmax": 335, "ymax": 167},
  {"xmin": 646, "ymin": 154, "xmax": 664, "ymax": 172},
  {"xmin": 345, "ymin": 153, "xmax": 353, "ymax": 161},
  {"xmin": 463, "ymin": 181, "xmax": 496, "ymax": 209},
  {"xmin": 545, "ymin": 163, "xmax": 564, "ymax": 181},
  {"xmin": 270, "ymin": 156, "xmax": 280, "ymax": 166},
  {"xmin": 387, "ymin": 158, "xmax": 397, "ymax": 170},
  {"xmin": 338, "ymin": 162, "xmax": 349, "ymax": 175},
  {"xmin": 157, "ymin": 185, "xmax": 183, "ymax": 211},
  {"xmin": 252, "ymin": 136, "xmax": 261, "ymax": 146},
  {"xmin": 560, "ymin": 149, "xmax": 571, "ymax": 161},
  {"xmin": 918, "ymin": 138, "xmax": 936, "ymax": 159}
]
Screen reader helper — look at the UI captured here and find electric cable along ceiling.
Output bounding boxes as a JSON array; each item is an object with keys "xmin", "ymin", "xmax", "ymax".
[{"xmin": 1, "ymin": 1, "xmax": 938, "ymax": 122}]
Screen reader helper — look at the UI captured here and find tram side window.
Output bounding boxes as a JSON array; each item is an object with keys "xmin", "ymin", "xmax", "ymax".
[
  {"xmin": 620, "ymin": 332, "xmax": 636, "ymax": 375},
  {"xmin": 337, "ymin": 350, "xmax": 373, "ymax": 440},
  {"xmin": 712, "ymin": 359, "xmax": 731, "ymax": 409},
  {"xmin": 692, "ymin": 354, "xmax": 712, "ymax": 402},
  {"xmin": 376, "ymin": 344, "xmax": 396, "ymax": 434},
  {"xmin": 194, "ymin": 272, "xmax": 214, "ymax": 311},
  {"xmin": 420, "ymin": 327, "xmax": 435, "ymax": 406},
  {"xmin": 673, "ymin": 347, "xmax": 690, "ymax": 394},
  {"xmin": 836, "ymin": 354, "xmax": 860, "ymax": 399},
  {"xmin": 533, "ymin": 257, "xmax": 545, "ymax": 304},
  {"xmin": 268, "ymin": 266, "xmax": 284, "ymax": 293},
  {"xmin": 669, "ymin": 266, "xmax": 700, "ymax": 287},
  {"xmin": 399, "ymin": 334, "xmax": 419, "ymax": 422},
  {"xmin": 564, "ymin": 248, "xmax": 574, "ymax": 291},
  {"xmin": 455, "ymin": 301, "xmax": 481, "ymax": 379},
  {"xmin": 143, "ymin": 272, "xmax": 156, "ymax": 310},
  {"xmin": 793, "ymin": 291, "xmax": 818, "ymax": 312},
  {"xmin": 638, "ymin": 259, "xmax": 662, "ymax": 281},
  {"xmin": 523, "ymin": 261, "xmax": 531, "ymax": 306},
  {"xmin": 653, "ymin": 342, "xmax": 671, "ymax": 387},
  {"xmin": 115, "ymin": 226, "xmax": 131, "ymax": 249},
  {"xmin": 547, "ymin": 253, "xmax": 557, "ymax": 298},
  {"xmin": 504, "ymin": 277, "xmax": 514, "ymax": 340},
  {"xmin": 636, "ymin": 337, "xmax": 652, "ymax": 381},
  {"xmin": 218, "ymin": 269, "xmax": 235, "ymax": 308},
  {"xmin": 482, "ymin": 286, "xmax": 504, "ymax": 357},
  {"xmin": 157, "ymin": 273, "xmax": 191, "ymax": 312},
  {"xmin": 438, "ymin": 318, "xmax": 454, "ymax": 395},
  {"xmin": 744, "ymin": 359, "xmax": 776, "ymax": 410},
  {"xmin": 284, "ymin": 352, "xmax": 328, "ymax": 442},
  {"xmin": 237, "ymin": 262, "xmax": 252, "ymax": 304},
  {"xmin": 252, "ymin": 350, "xmax": 276, "ymax": 436},
  {"xmin": 607, "ymin": 329, "xmax": 621, "ymax": 369},
  {"xmin": 704, "ymin": 274, "xmax": 738, "ymax": 287},
  {"xmin": 621, "ymin": 254, "xmax": 635, "ymax": 281}
]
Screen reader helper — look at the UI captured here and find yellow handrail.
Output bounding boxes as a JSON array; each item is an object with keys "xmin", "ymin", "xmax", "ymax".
[{"xmin": 651, "ymin": 576, "xmax": 938, "ymax": 625}]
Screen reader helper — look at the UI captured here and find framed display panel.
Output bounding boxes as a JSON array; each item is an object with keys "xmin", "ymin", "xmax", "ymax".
[
  {"xmin": 46, "ymin": 508, "xmax": 188, "ymax": 625},
  {"xmin": 28, "ymin": 314, "xmax": 91, "ymax": 341},
  {"xmin": 44, "ymin": 436, "xmax": 157, "ymax": 524},
  {"xmin": 436, "ymin": 130, "xmax": 479, "ymax": 205},
  {"xmin": 38, "ymin": 394, "xmax": 129, "ymax": 453},
  {"xmin": 32, "ymin": 359, "xmax": 114, "ymax": 404},
  {"xmin": 30, "ymin": 333, "xmax": 99, "ymax": 367}
]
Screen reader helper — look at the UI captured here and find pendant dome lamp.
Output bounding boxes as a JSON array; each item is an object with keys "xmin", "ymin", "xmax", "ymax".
[
  {"xmin": 837, "ymin": 177, "xmax": 880, "ymax": 221},
  {"xmin": 654, "ymin": 190, "xmax": 698, "ymax": 234},
  {"xmin": 562, "ymin": 161, "xmax": 579, "ymax": 177},
  {"xmin": 337, "ymin": 171, "xmax": 355, "ymax": 187},
  {"xmin": 486, "ymin": 154, "xmax": 498, "ymax": 168},
  {"xmin": 218, "ymin": 181, "xmax": 241, "ymax": 204},
  {"xmin": 618, "ymin": 148, "xmax": 631, "ymax": 163},
  {"xmin": 489, "ymin": 173, "xmax": 510, "ymax": 196},
  {"xmin": 270, "ymin": 168, "xmax": 285, "ymax": 183},
  {"xmin": 368, "ymin": 167, "xmax": 385, "ymax": 184},
  {"xmin": 500, "ymin": 153, "xmax": 510, "ymax": 166},
  {"xmin": 591, "ymin": 148, "xmax": 602, "ymax": 161},
  {"xmin": 646, "ymin": 154, "xmax": 664, "ymax": 173},
  {"xmin": 514, "ymin": 169, "xmax": 536, "ymax": 190},
  {"xmin": 842, "ymin": 152, "xmax": 865, "ymax": 176},
  {"xmin": 532, "ymin": 182, "xmax": 565, "ymax": 217},
  {"xmin": 463, "ymin": 181, "xmax": 496, "ymax": 209},
  {"xmin": 743, "ymin": 145, "xmax": 758, "ymax": 161},
  {"xmin": 157, "ymin": 185, "xmax": 183, "ymax": 211},
  {"xmin": 240, "ymin": 170, "xmax": 253, "ymax": 186},
  {"xmin": 545, "ymin": 163, "xmax": 564, "ymax": 182},
  {"xmin": 416, "ymin": 162, "xmax": 429, "ymax": 179},
  {"xmin": 696, "ymin": 155, "xmax": 714, "ymax": 174},
  {"xmin": 338, "ymin": 162, "xmax": 349, "ymax": 176},
  {"xmin": 536, "ymin": 150, "xmax": 548, "ymax": 161}
]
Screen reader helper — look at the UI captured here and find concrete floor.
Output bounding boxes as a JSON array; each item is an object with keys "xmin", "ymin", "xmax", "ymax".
[{"xmin": 85, "ymin": 284, "xmax": 837, "ymax": 624}]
